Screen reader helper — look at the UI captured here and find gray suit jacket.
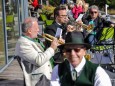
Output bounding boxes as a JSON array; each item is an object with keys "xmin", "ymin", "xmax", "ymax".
[{"xmin": 15, "ymin": 36, "xmax": 55, "ymax": 86}]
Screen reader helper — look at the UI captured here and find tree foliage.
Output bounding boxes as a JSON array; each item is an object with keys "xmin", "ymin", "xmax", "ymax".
[
  {"xmin": 49, "ymin": 0, "xmax": 61, "ymax": 6},
  {"xmin": 84, "ymin": 0, "xmax": 115, "ymax": 9}
]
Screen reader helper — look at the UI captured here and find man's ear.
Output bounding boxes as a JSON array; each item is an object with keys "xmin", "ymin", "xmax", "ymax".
[{"xmin": 27, "ymin": 29, "xmax": 31, "ymax": 34}]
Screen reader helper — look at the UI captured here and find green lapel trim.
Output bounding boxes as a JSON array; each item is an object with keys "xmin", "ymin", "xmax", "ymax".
[
  {"xmin": 22, "ymin": 35, "xmax": 44, "ymax": 51},
  {"xmin": 22, "ymin": 35, "xmax": 54, "ymax": 68},
  {"xmin": 36, "ymin": 38, "xmax": 45, "ymax": 49},
  {"xmin": 22, "ymin": 34, "xmax": 36, "ymax": 42}
]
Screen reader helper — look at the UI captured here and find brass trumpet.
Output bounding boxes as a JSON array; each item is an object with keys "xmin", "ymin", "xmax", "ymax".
[{"xmin": 38, "ymin": 33, "xmax": 65, "ymax": 45}]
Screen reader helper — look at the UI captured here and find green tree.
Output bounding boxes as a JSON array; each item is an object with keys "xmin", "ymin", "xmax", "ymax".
[
  {"xmin": 85, "ymin": 0, "xmax": 115, "ymax": 9},
  {"xmin": 49, "ymin": 0, "xmax": 61, "ymax": 6}
]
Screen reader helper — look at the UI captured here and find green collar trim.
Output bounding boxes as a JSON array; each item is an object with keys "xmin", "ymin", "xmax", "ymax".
[
  {"xmin": 22, "ymin": 34, "xmax": 37, "ymax": 42},
  {"xmin": 22, "ymin": 34, "xmax": 45, "ymax": 49}
]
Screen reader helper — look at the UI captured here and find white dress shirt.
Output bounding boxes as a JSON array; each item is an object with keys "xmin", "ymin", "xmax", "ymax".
[{"xmin": 50, "ymin": 57, "xmax": 112, "ymax": 86}]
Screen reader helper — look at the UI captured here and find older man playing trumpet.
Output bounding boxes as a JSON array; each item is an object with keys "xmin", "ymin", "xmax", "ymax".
[{"xmin": 15, "ymin": 17, "xmax": 64, "ymax": 86}]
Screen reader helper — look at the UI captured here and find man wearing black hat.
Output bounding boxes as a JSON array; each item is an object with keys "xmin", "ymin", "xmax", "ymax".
[{"xmin": 50, "ymin": 31, "xmax": 112, "ymax": 86}]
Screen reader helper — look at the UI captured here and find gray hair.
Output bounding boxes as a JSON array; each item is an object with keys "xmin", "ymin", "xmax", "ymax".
[
  {"xmin": 22, "ymin": 17, "xmax": 38, "ymax": 33},
  {"xmin": 89, "ymin": 5, "xmax": 99, "ymax": 12}
]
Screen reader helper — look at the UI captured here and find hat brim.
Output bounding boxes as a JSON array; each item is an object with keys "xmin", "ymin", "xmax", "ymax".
[{"xmin": 59, "ymin": 43, "xmax": 91, "ymax": 50}]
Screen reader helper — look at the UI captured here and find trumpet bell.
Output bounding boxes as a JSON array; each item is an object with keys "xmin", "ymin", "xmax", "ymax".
[
  {"xmin": 87, "ymin": 24, "xmax": 94, "ymax": 30},
  {"xmin": 75, "ymin": 22, "xmax": 94, "ymax": 32}
]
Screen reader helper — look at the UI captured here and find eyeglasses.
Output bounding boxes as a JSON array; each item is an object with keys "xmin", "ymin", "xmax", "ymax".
[
  {"xmin": 64, "ymin": 48, "xmax": 83, "ymax": 53},
  {"xmin": 59, "ymin": 15, "xmax": 68, "ymax": 17},
  {"xmin": 90, "ymin": 11, "xmax": 98, "ymax": 14}
]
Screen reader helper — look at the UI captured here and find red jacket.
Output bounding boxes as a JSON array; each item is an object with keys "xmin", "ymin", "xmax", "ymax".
[
  {"xmin": 72, "ymin": 5, "xmax": 83, "ymax": 19},
  {"xmin": 32, "ymin": 0, "xmax": 39, "ymax": 8}
]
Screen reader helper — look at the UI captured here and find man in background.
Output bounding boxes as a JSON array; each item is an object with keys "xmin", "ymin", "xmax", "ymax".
[{"xmin": 44, "ymin": 5, "xmax": 75, "ymax": 65}]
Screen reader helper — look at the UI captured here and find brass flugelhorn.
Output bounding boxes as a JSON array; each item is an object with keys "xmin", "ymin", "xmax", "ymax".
[
  {"xmin": 37, "ymin": 33, "xmax": 65, "ymax": 44},
  {"xmin": 75, "ymin": 22, "xmax": 94, "ymax": 33}
]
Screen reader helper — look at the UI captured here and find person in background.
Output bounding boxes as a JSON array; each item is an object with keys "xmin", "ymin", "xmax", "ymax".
[
  {"xmin": 29, "ymin": 0, "xmax": 39, "ymax": 12},
  {"xmin": 44, "ymin": 5, "xmax": 75, "ymax": 65},
  {"xmin": 82, "ymin": 5, "xmax": 114, "ymax": 44},
  {"xmin": 28, "ymin": 0, "xmax": 40, "ymax": 17},
  {"xmin": 67, "ymin": 1, "xmax": 75, "ymax": 21},
  {"xmin": 81, "ymin": 3, "xmax": 89, "ymax": 22},
  {"xmin": 15, "ymin": 17, "xmax": 60, "ymax": 86},
  {"xmin": 51, "ymin": 31, "xmax": 112, "ymax": 86},
  {"xmin": 60, "ymin": 0, "xmax": 67, "ymax": 4},
  {"xmin": 72, "ymin": 0, "xmax": 84, "ymax": 19},
  {"xmin": 82, "ymin": 3, "xmax": 89, "ymax": 14}
]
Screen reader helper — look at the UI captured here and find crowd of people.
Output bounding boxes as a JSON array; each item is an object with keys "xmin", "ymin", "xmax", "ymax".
[{"xmin": 15, "ymin": 0, "xmax": 115, "ymax": 86}]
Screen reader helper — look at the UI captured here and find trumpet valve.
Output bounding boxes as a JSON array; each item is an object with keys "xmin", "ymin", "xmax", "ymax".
[{"xmin": 58, "ymin": 39, "xmax": 65, "ymax": 45}]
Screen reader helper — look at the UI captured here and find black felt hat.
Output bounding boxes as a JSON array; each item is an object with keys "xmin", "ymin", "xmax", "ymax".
[{"xmin": 61, "ymin": 31, "xmax": 91, "ymax": 50}]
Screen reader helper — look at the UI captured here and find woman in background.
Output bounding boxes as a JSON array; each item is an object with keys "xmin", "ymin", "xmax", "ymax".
[{"xmin": 72, "ymin": 0, "xmax": 84, "ymax": 19}]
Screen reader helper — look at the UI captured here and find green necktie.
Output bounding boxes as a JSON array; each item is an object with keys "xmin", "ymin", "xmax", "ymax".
[{"xmin": 71, "ymin": 69, "xmax": 77, "ymax": 81}]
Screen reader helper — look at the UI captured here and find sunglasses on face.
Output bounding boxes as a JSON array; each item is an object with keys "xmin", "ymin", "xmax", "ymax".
[
  {"xmin": 90, "ymin": 11, "xmax": 98, "ymax": 14},
  {"xmin": 64, "ymin": 47, "xmax": 84, "ymax": 53}
]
